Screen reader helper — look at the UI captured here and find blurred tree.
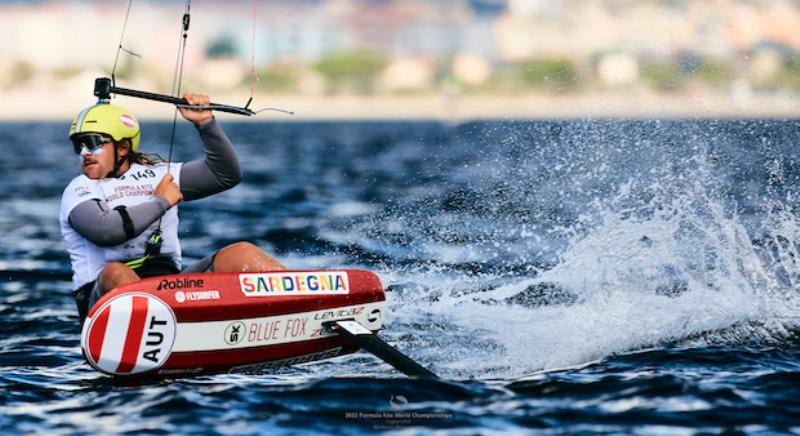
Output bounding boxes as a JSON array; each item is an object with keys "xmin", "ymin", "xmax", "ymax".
[
  {"xmin": 10, "ymin": 61, "xmax": 34, "ymax": 83},
  {"xmin": 314, "ymin": 51, "xmax": 388, "ymax": 94},
  {"xmin": 255, "ymin": 63, "xmax": 300, "ymax": 93},
  {"xmin": 694, "ymin": 59, "xmax": 734, "ymax": 88},
  {"xmin": 641, "ymin": 62, "xmax": 682, "ymax": 92},
  {"xmin": 782, "ymin": 55, "xmax": 800, "ymax": 91},
  {"xmin": 676, "ymin": 53, "xmax": 734, "ymax": 88},
  {"xmin": 514, "ymin": 59, "xmax": 580, "ymax": 92},
  {"xmin": 1, "ymin": 61, "xmax": 34, "ymax": 89},
  {"xmin": 206, "ymin": 35, "xmax": 237, "ymax": 58}
]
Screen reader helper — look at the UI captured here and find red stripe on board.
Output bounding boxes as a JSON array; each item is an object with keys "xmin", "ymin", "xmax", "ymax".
[
  {"xmin": 88, "ymin": 306, "xmax": 111, "ymax": 364},
  {"xmin": 116, "ymin": 296, "xmax": 149, "ymax": 373}
]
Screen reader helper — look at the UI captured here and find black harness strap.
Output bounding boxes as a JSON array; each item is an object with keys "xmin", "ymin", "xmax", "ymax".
[
  {"xmin": 113, "ymin": 205, "xmax": 136, "ymax": 239},
  {"xmin": 106, "ymin": 142, "xmax": 127, "ymax": 179}
]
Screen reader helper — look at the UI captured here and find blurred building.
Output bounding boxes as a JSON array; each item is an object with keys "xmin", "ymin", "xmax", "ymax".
[{"xmin": 0, "ymin": 0, "xmax": 798, "ymax": 94}]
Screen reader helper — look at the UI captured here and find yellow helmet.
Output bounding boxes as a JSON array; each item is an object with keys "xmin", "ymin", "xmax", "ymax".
[{"xmin": 69, "ymin": 102, "xmax": 140, "ymax": 151}]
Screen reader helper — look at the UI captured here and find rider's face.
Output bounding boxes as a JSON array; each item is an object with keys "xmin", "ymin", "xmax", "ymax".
[{"xmin": 76, "ymin": 137, "xmax": 128, "ymax": 179}]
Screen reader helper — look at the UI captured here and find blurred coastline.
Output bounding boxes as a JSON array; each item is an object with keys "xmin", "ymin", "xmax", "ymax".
[
  {"xmin": 3, "ymin": 89, "xmax": 798, "ymax": 121},
  {"xmin": 1, "ymin": 0, "xmax": 799, "ymax": 120}
]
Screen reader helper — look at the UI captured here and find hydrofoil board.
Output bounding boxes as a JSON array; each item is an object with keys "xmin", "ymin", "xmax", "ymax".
[{"xmin": 80, "ymin": 269, "xmax": 386, "ymax": 377}]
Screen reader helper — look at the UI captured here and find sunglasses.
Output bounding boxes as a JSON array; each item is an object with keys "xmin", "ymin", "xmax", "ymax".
[{"xmin": 71, "ymin": 133, "xmax": 112, "ymax": 155}]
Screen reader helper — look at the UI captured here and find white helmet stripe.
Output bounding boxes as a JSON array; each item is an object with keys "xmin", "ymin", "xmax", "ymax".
[{"xmin": 73, "ymin": 105, "xmax": 96, "ymax": 135}]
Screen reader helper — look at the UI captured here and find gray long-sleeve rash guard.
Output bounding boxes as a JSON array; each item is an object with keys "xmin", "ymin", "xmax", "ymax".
[{"xmin": 68, "ymin": 118, "xmax": 242, "ymax": 247}]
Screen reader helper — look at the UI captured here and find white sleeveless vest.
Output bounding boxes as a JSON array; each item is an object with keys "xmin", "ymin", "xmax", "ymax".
[{"xmin": 59, "ymin": 162, "xmax": 183, "ymax": 289}]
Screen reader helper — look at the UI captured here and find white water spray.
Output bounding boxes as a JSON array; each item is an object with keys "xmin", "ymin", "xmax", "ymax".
[{"xmin": 383, "ymin": 133, "xmax": 800, "ymax": 378}]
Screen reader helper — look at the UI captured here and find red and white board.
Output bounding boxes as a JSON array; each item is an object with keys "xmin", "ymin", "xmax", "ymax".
[{"xmin": 80, "ymin": 269, "xmax": 386, "ymax": 377}]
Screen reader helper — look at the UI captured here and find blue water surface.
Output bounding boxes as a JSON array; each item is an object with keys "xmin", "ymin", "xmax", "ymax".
[{"xmin": 2, "ymin": 119, "xmax": 800, "ymax": 434}]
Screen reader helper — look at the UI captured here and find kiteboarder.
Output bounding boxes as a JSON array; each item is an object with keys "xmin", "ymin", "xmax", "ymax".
[{"xmin": 60, "ymin": 94, "xmax": 285, "ymax": 323}]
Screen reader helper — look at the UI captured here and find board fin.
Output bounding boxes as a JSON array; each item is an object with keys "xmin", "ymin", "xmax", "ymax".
[{"xmin": 324, "ymin": 320, "xmax": 438, "ymax": 379}]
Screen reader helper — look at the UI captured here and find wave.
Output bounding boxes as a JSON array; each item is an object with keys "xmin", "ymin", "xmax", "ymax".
[{"xmin": 379, "ymin": 122, "xmax": 800, "ymax": 378}]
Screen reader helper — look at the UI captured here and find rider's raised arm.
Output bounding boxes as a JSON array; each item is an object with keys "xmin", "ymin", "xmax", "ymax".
[{"xmin": 179, "ymin": 118, "xmax": 243, "ymax": 201}]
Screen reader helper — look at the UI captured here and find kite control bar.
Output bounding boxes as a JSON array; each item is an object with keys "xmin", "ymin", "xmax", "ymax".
[{"xmin": 93, "ymin": 77, "xmax": 256, "ymax": 116}]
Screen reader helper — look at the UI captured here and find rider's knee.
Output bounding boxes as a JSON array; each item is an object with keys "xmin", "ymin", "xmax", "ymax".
[
  {"xmin": 222, "ymin": 241, "xmax": 261, "ymax": 255},
  {"xmin": 98, "ymin": 262, "xmax": 135, "ymax": 287}
]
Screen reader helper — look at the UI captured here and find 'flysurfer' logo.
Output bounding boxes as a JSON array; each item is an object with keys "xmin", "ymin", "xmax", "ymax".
[
  {"xmin": 175, "ymin": 290, "xmax": 219, "ymax": 303},
  {"xmin": 239, "ymin": 272, "xmax": 349, "ymax": 297}
]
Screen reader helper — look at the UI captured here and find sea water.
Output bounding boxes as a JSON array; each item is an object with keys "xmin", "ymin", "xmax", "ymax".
[{"xmin": 2, "ymin": 119, "xmax": 800, "ymax": 433}]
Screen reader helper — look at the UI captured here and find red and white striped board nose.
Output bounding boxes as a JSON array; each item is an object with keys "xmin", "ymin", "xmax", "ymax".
[{"xmin": 80, "ymin": 293, "xmax": 176, "ymax": 375}]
